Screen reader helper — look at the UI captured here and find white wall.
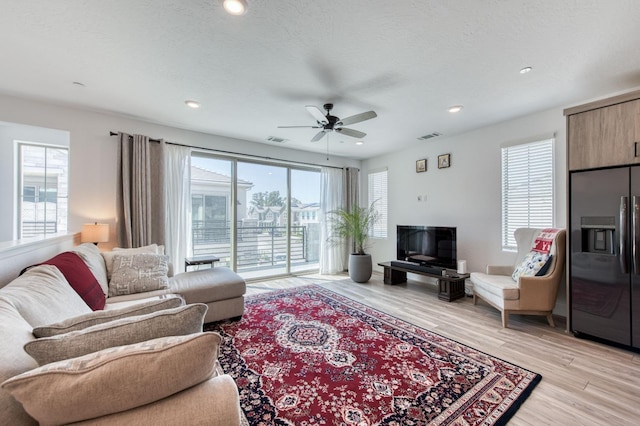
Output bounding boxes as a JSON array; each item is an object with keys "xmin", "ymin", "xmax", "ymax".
[
  {"xmin": 0, "ymin": 94, "xmax": 360, "ymax": 248},
  {"xmin": 362, "ymin": 107, "xmax": 567, "ymax": 312}
]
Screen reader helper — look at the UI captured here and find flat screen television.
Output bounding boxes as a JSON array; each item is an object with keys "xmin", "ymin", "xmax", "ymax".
[{"xmin": 396, "ymin": 225, "xmax": 457, "ymax": 270}]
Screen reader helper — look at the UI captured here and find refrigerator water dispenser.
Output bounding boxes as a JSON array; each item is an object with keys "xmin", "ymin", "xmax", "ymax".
[{"xmin": 581, "ymin": 217, "xmax": 615, "ymax": 255}]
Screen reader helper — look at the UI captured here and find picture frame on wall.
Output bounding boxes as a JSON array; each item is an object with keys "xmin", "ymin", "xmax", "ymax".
[
  {"xmin": 438, "ymin": 154, "xmax": 451, "ymax": 169},
  {"xmin": 416, "ymin": 159, "xmax": 427, "ymax": 173}
]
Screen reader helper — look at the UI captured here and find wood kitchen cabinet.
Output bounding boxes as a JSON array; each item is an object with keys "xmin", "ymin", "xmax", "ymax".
[{"xmin": 565, "ymin": 93, "xmax": 640, "ymax": 171}]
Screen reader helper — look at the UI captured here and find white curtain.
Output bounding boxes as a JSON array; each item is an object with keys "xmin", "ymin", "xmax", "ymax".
[
  {"xmin": 164, "ymin": 144, "xmax": 192, "ymax": 272},
  {"xmin": 343, "ymin": 167, "xmax": 359, "ymax": 258},
  {"xmin": 319, "ymin": 167, "xmax": 344, "ymax": 274}
]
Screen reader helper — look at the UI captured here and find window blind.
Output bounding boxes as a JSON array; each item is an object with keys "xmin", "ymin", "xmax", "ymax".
[
  {"xmin": 368, "ymin": 169, "xmax": 388, "ymax": 239},
  {"xmin": 501, "ymin": 139, "xmax": 554, "ymax": 250}
]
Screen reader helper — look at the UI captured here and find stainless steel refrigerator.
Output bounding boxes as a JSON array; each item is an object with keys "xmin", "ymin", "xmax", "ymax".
[{"xmin": 570, "ymin": 167, "xmax": 640, "ymax": 348}]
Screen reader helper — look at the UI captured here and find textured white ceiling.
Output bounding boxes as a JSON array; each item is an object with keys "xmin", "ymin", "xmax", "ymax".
[{"xmin": 1, "ymin": 0, "xmax": 640, "ymax": 159}]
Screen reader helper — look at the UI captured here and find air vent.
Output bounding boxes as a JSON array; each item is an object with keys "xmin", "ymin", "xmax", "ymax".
[
  {"xmin": 417, "ymin": 132, "xmax": 442, "ymax": 141},
  {"xmin": 266, "ymin": 136, "xmax": 287, "ymax": 143}
]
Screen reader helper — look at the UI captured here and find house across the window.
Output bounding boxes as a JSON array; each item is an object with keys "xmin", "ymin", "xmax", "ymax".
[{"xmin": 19, "ymin": 143, "xmax": 69, "ymax": 239}]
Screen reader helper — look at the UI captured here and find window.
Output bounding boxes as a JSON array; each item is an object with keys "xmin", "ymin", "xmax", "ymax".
[
  {"xmin": 18, "ymin": 143, "xmax": 69, "ymax": 238},
  {"xmin": 501, "ymin": 138, "xmax": 554, "ymax": 250},
  {"xmin": 190, "ymin": 154, "xmax": 321, "ymax": 278},
  {"xmin": 368, "ymin": 168, "xmax": 388, "ymax": 239}
]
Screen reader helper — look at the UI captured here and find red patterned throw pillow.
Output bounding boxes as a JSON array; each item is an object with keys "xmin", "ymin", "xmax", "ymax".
[
  {"xmin": 531, "ymin": 228, "xmax": 561, "ymax": 254},
  {"xmin": 42, "ymin": 252, "xmax": 106, "ymax": 311}
]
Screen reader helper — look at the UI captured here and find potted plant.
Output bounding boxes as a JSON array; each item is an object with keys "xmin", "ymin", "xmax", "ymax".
[{"xmin": 328, "ymin": 202, "xmax": 379, "ymax": 283}]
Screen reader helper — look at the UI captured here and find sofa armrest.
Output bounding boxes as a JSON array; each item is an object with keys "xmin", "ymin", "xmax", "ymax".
[
  {"xmin": 485, "ymin": 265, "xmax": 513, "ymax": 276},
  {"xmin": 518, "ymin": 274, "xmax": 561, "ymax": 311},
  {"xmin": 69, "ymin": 375, "xmax": 242, "ymax": 426}
]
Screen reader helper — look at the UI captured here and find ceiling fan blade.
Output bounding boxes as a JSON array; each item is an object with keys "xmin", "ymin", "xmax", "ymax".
[
  {"xmin": 337, "ymin": 110, "xmax": 377, "ymax": 126},
  {"xmin": 305, "ymin": 105, "xmax": 328, "ymax": 124},
  {"xmin": 311, "ymin": 130, "xmax": 327, "ymax": 142},
  {"xmin": 335, "ymin": 127, "xmax": 366, "ymax": 139},
  {"xmin": 277, "ymin": 125, "xmax": 321, "ymax": 128}
]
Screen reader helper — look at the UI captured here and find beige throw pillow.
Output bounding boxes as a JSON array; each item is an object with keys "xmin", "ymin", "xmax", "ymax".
[
  {"xmin": 32, "ymin": 296, "xmax": 184, "ymax": 338},
  {"xmin": 25, "ymin": 303, "xmax": 207, "ymax": 365},
  {"xmin": 108, "ymin": 253, "xmax": 169, "ymax": 297},
  {"xmin": 101, "ymin": 244, "xmax": 159, "ymax": 279},
  {"xmin": 2, "ymin": 332, "xmax": 221, "ymax": 425}
]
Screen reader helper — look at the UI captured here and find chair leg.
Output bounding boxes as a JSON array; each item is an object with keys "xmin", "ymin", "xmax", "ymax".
[
  {"xmin": 501, "ymin": 310, "xmax": 509, "ymax": 328},
  {"xmin": 546, "ymin": 313, "xmax": 555, "ymax": 328}
]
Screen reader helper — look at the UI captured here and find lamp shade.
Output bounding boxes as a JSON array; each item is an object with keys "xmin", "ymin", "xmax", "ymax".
[{"xmin": 81, "ymin": 223, "xmax": 110, "ymax": 244}]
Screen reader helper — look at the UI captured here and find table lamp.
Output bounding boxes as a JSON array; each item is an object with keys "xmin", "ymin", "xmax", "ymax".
[{"xmin": 81, "ymin": 222, "xmax": 110, "ymax": 245}]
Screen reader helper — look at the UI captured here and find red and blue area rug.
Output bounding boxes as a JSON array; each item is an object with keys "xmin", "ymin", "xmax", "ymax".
[{"xmin": 205, "ymin": 285, "xmax": 540, "ymax": 425}]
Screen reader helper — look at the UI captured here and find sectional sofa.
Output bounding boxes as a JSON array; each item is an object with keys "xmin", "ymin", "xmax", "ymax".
[{"xmin": 0, "ymin": 243, "xmax": 247, "ymax": 425}]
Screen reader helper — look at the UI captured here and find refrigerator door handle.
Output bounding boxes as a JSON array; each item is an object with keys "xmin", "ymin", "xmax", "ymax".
[
  {"xmin": 621, "ymin": 196, "xmax": 629, "ymax": 274},
  {"xmin": 634, "ymin": 196, "xmax": 640, "ymax": 275}
]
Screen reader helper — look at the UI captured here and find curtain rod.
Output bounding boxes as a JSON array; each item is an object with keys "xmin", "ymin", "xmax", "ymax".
[
  {"xmin": 110, "ymin": 131, "xmax": 163, "ymax": 143},
  {"xmin": 109, "ymin": 131, "xmax": 347, "ymax": 170}
]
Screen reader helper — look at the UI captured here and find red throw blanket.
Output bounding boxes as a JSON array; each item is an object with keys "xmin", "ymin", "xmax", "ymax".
[{"xmin": 532, "ymin": 228, "xmax": 560, "ymax": 253}]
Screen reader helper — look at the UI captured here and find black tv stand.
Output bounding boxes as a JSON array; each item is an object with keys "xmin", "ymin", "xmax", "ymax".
[
  {"xmin": 390, "ymin": 260, "xmax": 444, "ymax": 276},
  {"xmin": 378, "ymin": 261, "xmax": 469, "ymax": 302}
]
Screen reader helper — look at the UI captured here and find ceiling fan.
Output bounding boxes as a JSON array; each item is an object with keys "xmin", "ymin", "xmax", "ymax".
[{"xmin": 278, "ymin": 103, "xmax": 377, "ymax": 142}]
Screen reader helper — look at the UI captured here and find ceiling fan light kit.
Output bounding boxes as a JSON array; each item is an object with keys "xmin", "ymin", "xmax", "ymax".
[{"xmin": 279, "ymin": 103, "xmax": 377, "ymax": 142}]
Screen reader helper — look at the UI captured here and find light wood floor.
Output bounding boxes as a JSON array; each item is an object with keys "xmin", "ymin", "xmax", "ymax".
[{"xmin": 245, "ymin": 272, "xmax": 640, "ymax": 426}]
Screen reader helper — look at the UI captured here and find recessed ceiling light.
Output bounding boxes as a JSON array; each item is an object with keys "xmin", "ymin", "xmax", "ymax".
[
  {"xmin": 520, "ymin": 67, "xmax": 533, "ymax": 74},
  {"xmin": 222, "ymin": 0, "xmax": 247, "ymax": 15},
  {"xmin": 448, "ymin": 105, "xmax": 463, "ymax": 113},
  {"xmin": 355, "ymin": 141, "xmax": 364, "ymax": 145},
  {"xmin": 185, "ymin": 100, "xmax": 200, "ymax": 109}
]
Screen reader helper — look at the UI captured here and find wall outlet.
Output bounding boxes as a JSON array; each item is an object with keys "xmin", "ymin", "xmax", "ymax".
[{"xmin": 417, "ymin": 195, "xmax": 422, "ymax": 202}]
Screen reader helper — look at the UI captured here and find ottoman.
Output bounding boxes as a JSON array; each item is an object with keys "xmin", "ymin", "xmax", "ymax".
[{"xmin": 169, "ymin": 267, "xmax": 246, "ymax": 323}]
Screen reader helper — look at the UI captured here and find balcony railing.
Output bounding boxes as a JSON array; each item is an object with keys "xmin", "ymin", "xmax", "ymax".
[
  {"xmin": 192, "ymin": 222, "xmax": 319, "ymax": 271},
  {"xmin": 21, "ymin": 221, "xmax": 58, "ymax": 238}
]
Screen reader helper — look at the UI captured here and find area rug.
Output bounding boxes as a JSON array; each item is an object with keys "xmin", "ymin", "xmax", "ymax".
[{"xmin": 205, "ymin": 285, "xmax": 541, "ymax": 425}]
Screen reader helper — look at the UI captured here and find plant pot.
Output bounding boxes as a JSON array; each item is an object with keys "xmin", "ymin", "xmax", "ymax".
[{"xmin": 348, "ymin": 253, "xmax": 372, "ymax": 283}]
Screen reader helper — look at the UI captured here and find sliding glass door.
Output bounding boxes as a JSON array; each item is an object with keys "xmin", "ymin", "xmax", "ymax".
[
  {"xmin": 190, "ymin": 156, "xmax": 234, "ymax": 267},
  {"xmin": 236, "ymin": 161, "xmax": 288, "ymax": 278},
  {"xmin": 290, "ymin": 169, "xmax": 320, "ymax": 273},
  {"xmin": 190, "ymin": 154, "xmax": 321, "ymax": 279}
]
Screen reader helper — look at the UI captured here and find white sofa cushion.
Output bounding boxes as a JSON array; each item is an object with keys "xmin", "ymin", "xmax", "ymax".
[
  {"xmin": 470, "ymin": 272, "xmax": 520, "ymax": 301},
  {"xmin": 0, "ymin": 298, "xmax": 39, "ymax": 426},
  {"xmin": 71, "ymin": 243, "xmax": 110, "ymax": 295},
  {"xmin": 0, "ymin": 265, "xmax": 91, "ymax": 327}
]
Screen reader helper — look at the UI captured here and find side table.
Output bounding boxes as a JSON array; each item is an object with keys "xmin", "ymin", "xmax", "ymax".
[{"xmin": 185, "ymin": 255, "xmax": 220, "ymax": 272}]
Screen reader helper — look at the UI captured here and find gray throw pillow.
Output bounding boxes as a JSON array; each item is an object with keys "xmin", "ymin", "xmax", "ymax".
[
  {"xmin": 32, "ymin": 296, "xmax": 184, "ymax": 338},
  {"xmin": 102, "ymin": 244, "xmax": 160, "ymax": 280},
  {"xmin": 24, "ymin": 303, "xmax": 208, "ymax": 365},
  {"xmin": 108, "ymin": 253, "xmax": 170, "ymax": 297},
  {"xmin": 2, "ymin": 333, "xmax": 221, "ymax": 426}
]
